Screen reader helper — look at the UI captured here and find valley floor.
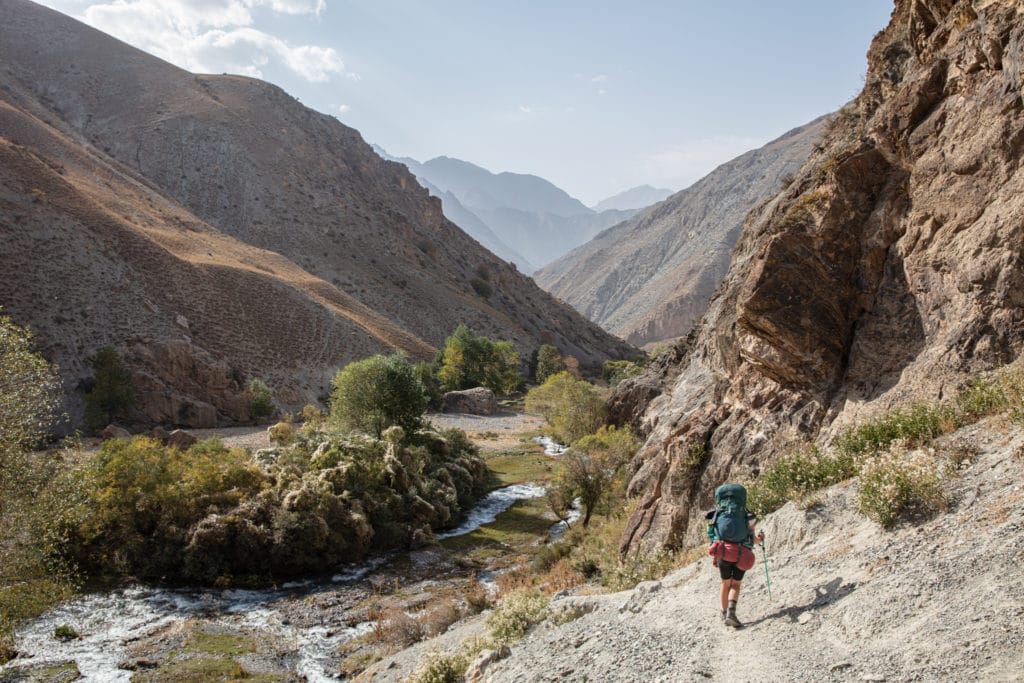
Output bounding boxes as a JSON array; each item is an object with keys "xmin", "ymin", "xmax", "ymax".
[{"xmin": 364, "ymin": 418, "xmax": 1024, "ymax": 682}]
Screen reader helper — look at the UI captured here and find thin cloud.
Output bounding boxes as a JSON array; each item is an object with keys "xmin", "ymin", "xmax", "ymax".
[
  {"xmin": 338, "ymin": 104, "xmax": 351, "ymax": 113},
  {"xmin": 591, "ymin": 74, "xmax": 607, "ymax": 83},
  {"xmin": 518, "ymin": 105, "xmax": 532, "ymax": 113},
  {"xmin": 78, "ymin": 0, "xmax": 347, "ymax": 82}
]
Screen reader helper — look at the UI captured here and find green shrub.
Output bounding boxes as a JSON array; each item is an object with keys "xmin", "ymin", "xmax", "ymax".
[
  {"xmin": 834, "ymin": 402, "xmax": 955, "ymax": 458},
  {"xmin": 746, "ymin": 446, "xmax": 858, "ymax": 516},
  {"xmin": 525, "ymin": 372, "xmax": 607, "ymax": 444},
  {"xmin": 436, "ymin": 324, "xmax": 521, "ymax": 395},
  {"xmin": 469, "ymin": 277, "xmax": 493, "ymax": 299},
  {"xmin": 53, "ymin": 624, "xmax": 79, "ymax": 641},
  {"xmin": 329, "ymin": 354, "xmax": 427, "ymax": 437},
  {"xmin": 246, "ymin": 378, "xmax": 275, "ymax": 420},
  {"xmin": 605, "ymin": 548, "xmax": 676, "ymax": 591},
  {"xmin": 534, "ymin": 344, "xmax": 567, "ymax": 384},
  {"xmin": 0, "ymin": 312, "xmax": 72, "ymax": 663},
  {"xmin": 558, "ymin": 426, "xmax": 638, "ymax": 527},
  {"xmin": 857, "ymin": 447, "xmax": 947, "ymax": 528},
  {"xmin": 268, "ymin": 421, "xmax": 295, "ymax": 445},
  {"xmin": 0, "ymin": 310, "xmax": 61, "ymax": 452},
  {"xmin": 486, "ymin": 588, "xmax": 549, "ymax": 645},
  {"xmin": 407, "ymin": 651, "xmax": 469, "ymax": 683},
  {"xmin": 602, "ymin": 359, "xmax": 644, "ymax": 387},
  {"xmin": 414, "ymin": 361, "xmax": 444, "ymax": 410},
  {"xmin": 84, "ymin": 346, "xmax": 134, "ymax": 432}
]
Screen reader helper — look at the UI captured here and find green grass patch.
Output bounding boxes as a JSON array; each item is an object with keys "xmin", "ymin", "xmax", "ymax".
[
  {"xmin": 184, "ymin": 630, "xmax": 258, "ymax": 657},
  {"xmin": 440, "ymin": 495, "xmax": 554, "ymax": 560},
  {"xmin": 483, "ymin": 449, "xmax": 558, "ymax": 490}
]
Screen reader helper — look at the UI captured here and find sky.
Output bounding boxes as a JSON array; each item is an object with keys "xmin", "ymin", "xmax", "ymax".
[{"xmin": 36, "ymin": 0, "xmax": 894, "ymax": 205}]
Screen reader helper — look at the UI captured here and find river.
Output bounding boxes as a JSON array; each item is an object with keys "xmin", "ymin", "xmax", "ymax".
[{"xmin": 0, "ymin": 483, "xmax": 549, "ymax": 682}]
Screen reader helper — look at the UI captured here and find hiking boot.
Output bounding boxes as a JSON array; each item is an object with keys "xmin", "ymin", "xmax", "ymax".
[
  {"xmin": 721, "ymin": 609, "xmax": 727, "ymax": 622},
  {"xmin": 724, "ymin": 607, "xmax": 742, "ymax": 628}
]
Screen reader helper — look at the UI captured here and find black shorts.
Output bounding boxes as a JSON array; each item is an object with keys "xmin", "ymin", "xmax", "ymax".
[{"xmin": 718, "ymin": 560, "xmax": 745, "ymax": 581}]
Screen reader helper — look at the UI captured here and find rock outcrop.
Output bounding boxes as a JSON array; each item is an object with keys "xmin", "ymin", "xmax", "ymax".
[
  {"xmin": 535, "ymin": 118, "xmax": 827, "ymax": 347},
  {"xmin": 0, "ymin": 0, "xmax": 634, "ymax": 430},
  {"xmin": 441, "ymin": 388, "xmax": 499, "ymax": 415},
  {"xmin": 618, "ymin": 0, "xmax": 1024, "ymax": 554}
]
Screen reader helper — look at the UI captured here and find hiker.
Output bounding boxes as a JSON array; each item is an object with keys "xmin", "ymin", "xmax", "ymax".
[{"xmin": 706, "ymin": 483, "xmax": 764, "ymax": 628}]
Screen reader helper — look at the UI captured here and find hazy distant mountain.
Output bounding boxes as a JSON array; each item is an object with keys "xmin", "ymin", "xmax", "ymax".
[
  {"xmin": 0, "ymin": 0, "xmax": 635, "ymax": 429},
  {"xmin": 377, "ymin": 150, "xmax": 652, "ymax": 272},
  {"xmin": 535, "ymin": 116, "xmax": 828, "ymax": 346},
  {"xmin": 592, "ymin": 185, "xmax": 673, "ymax": 212}
]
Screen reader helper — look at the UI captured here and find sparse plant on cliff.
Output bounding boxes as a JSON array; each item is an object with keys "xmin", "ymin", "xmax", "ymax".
[
  {"xmin": 834, "ymin": 402, "xmax": 955, "ymax": 459},
  {"xmin": 84, "ymin": 346, "xmax": 134, "ymax": 432},
  {"xmin": 857, "ymin": 445, "xmax": 947, "ymax": 528},
  {"xmin": 746, "ymin": 445, "xmax": 858, "ymax": 516},
  {"xmin": 246, "ymin": 378, "xmax": 275, "ymax": 421},
  {"xmin": 407, "ymin": 650, "xmax": 468, "ymax": 683},
  {"xmin": 329, "ymin": 354, "xmax": 426, "ymax": 437},
  {"xmin": 525, "ymin": 371, "xmax": 607, "ymax": 444},
  {"xmin": 486, "ymin": 588, "xmax": 550, "ymax": 645}
]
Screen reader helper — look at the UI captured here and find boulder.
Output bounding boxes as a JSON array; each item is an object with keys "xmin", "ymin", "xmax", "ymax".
[
  {"xmin": 100, "ymin": 424, "xmax": 131, "ymax": 440},
  {"xmin": 464, "ymin": 645, "xmax": 510, "ymax": 682},
  {"xmin": 167, "ymin": 429, "xmax": 197, "ymax": 450},
  {"xmin": 148, "ymin": 426, "xmax": 171, "ymax": 443},
  {"xmin": 441, "ymin": 387, "xmax": 498, "ymax": 415}
]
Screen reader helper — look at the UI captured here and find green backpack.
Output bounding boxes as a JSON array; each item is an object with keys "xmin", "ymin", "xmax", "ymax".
[{"xmin": 711, "ymin": 483, "xmax": 751, "ymax": 545}]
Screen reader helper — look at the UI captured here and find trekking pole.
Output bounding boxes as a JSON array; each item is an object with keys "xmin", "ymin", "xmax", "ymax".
[{"xmin": 760, "ymin": 540, "xmax": 772, "ymax": 600}]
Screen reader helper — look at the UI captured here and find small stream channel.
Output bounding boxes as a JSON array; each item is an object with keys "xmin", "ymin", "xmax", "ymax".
[{"xmin": 0, "ymin": 483, "xmax": 552, "ymax": 682}]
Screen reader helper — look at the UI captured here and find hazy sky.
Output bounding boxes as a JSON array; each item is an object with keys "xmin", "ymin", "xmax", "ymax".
[{"xmin": 37, "ymin": 0, "xmax": 893, "ymax": 205}]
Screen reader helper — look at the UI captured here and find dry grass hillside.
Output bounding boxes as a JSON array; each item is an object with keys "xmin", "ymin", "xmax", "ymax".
[{"xmin": 0, "ymin": 0, "xmax": 634, "ymax": 427}]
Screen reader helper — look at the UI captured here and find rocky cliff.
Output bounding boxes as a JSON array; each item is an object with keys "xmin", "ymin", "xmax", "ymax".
[
  {"xmin": 534, "ymin": 118, "xmax": 826, "ymax": 347},
  {"xmin": 617, "ymin": 0, "xmax": 1024, "ymax": 554},
  {"xmin": 0, "ymin": 0, "xmax": 634, "ymax": 429}
]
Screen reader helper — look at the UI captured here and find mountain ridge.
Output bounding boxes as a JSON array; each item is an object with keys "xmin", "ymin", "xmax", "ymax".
[{"xmin": 0, "ymin": 0, "xmax": 635, "ymax": 429}]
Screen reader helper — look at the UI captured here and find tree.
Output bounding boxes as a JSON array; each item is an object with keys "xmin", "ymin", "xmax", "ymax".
[
  {"xmin": 84, "ymin": 346, "xmax": 134, "ymax": 432},
  {"xmin": 437, "ymin": 324, "xmax": 521, "ymax": 395},
  {"xmin": 0, "ymin": 312, "xmax": 60, "ymax": 456},
  {"xmin": 557, "ymin": 426, "xmax": 638, "ymax": 527},
  {"xmin": 247, "ymin": 379, "xmax": 275, "ymax": 420},
  {"xmin": 534, "ymin": 344, "xmax": 566, "ymax": 384},
  {"xmin": 524, "ymin": 371, "xmax": 607, "ymax": 445},
  {"xmin": 330, "ymin": 354, "xmax": 427, "ymax": 437}
]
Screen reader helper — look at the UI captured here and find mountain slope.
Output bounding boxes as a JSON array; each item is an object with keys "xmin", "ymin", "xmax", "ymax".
[
  {"xmin": 386, "ymin": 151, "xmax": 644, "ymax": 271},
  {"xmin": 592, "ymin": 184, "xmax": 673, "ymax": 212},
  {"xmin": 0, "ymin": 0, "xmax": 634, "ymax": 428},
  {"xmin": 614, "ymin": 0, "xmax": 1024, "ymax": 554},
  {"xmin": 535, "ymin": 118, "xmax": 827, "ymax": 346}
]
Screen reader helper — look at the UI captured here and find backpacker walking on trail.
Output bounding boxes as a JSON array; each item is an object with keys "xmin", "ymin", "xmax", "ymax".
[{"xmin": 706, "ymin": 483, "xmax": 763, "ymax": 628}]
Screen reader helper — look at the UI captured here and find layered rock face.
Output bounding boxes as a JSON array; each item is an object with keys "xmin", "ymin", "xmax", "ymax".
[
  {"xmin": 0, "ymin": 0, "xmax": 634, "ymax": 428},
  {"xmin": 618, "ymin": 0, "xmax": 1024, "ymax": 554},
  {"xmin": 535, "ymin": 118, "xmax": 826, "ymax": 347}
]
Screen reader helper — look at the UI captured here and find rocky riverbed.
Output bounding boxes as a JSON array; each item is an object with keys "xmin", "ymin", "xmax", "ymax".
[{"xmin": 0, "ymin": 412, "xmax": 565, "ymax": 682}]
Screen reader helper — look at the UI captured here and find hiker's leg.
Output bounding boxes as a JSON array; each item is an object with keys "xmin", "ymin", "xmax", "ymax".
[
  {"xmin": 729, "ymin": 579, "xmax": 742, "ymax": 604},
  {"xmin": 720, "ymin": 580, "xmax": 730, "ymax": 611}
]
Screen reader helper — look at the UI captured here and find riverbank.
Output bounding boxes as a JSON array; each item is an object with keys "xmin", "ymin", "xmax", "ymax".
[{"xmin": 0, "ymin": 412, "xmax": 566, "ymax": 681}]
